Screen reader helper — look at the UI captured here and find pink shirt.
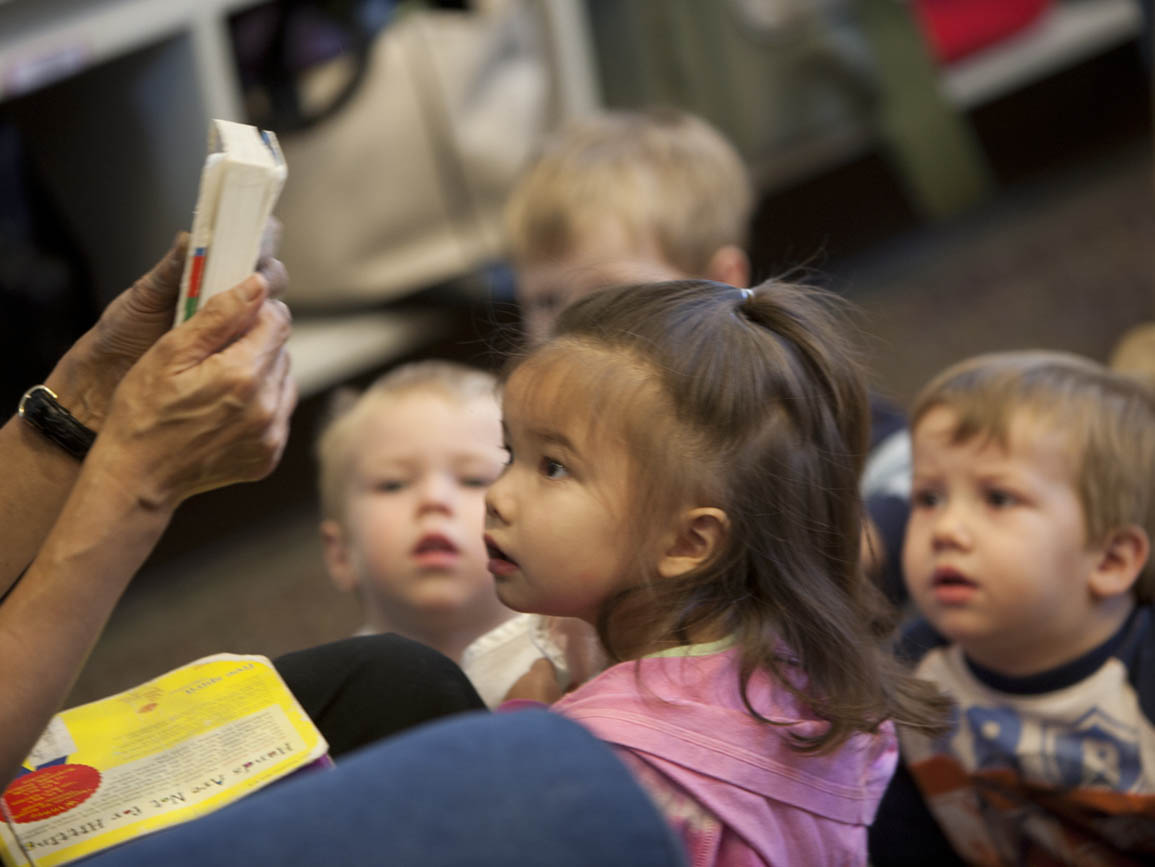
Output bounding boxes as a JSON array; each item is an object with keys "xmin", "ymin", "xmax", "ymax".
[{"xmin": 551, "ymin": 645, "xmax": 898, "ymax": 867}]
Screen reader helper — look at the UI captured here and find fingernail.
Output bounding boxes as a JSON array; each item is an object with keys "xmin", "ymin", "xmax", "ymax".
[{"xmin": 244, "ymin": 274, "xmax": 267, "ymax": 301}]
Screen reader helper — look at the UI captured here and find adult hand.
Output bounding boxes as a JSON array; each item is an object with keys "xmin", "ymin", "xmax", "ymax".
[
  {"xmin": 502, "ymin": 617, "xmax": 608, "ymax": 704},
  {"xmin": 503, "ymin": 658, "xmax": 564, "ymax": 704},
  {"xmin": 88, "ymin": 272, "xmax": 296, "ymax": 512},
  {"xmin": 0, "ymin": 266, "xmax": 293, "ymax": 787},
  {"xmin": 544, "ymin": 616, "xmax": 607, "ymax": 690},
  {"xmin": 47, "ymin": 229, "xmax": 288, "ymax": 431}
]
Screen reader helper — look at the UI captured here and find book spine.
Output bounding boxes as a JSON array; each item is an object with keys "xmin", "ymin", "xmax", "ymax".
[{"xmin": 183, "ymin": 247, "xmax": 207, "ymax": 322}]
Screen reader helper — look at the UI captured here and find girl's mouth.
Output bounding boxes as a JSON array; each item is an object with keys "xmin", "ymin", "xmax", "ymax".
[{"xmin": 484, "ymin": 535, "xmax": 519, "ymax": 578}]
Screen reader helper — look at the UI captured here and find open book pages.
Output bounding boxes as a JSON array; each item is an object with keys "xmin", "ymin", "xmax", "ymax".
[
  {"xmin": 173, "ymin": 119, "xmax": 287, "ymax": 327},
  {"xmin": 0, "ymin": 654, "xmax": 328, "ymax": 867}
]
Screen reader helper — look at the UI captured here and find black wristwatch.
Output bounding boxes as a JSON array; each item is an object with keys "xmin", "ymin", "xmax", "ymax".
[{"xmin": 17, "ymin": 385, "xmax": 97, "ymax": 460}]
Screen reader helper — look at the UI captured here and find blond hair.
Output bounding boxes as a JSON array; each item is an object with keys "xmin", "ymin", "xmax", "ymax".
[
  {"xmin": 504, "ymin": 108, "xmax": 752, "ymax": 275},
  {"xmin": 1110, "ymin": 323, "xmax": 1155, "ymax": 386},
  {"xmin": 911, "ymin": 350, "xmax": 1155, "ymax": 600},
  {"xmin": 316, "ymin": 361, "xmax": 499, "ymax": 522}
]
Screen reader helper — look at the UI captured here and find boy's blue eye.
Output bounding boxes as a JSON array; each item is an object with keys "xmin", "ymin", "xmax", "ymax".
[
  {"xmin": 541, "ymin": 457, "xmax": 568, "ymax": 480},
  {"xmin": 461, "ymin": 476, "xmax": 493, "ymax": 489},
  {"xmin": 374, "ymin": 479, "xmax": 406, "ymax": 493}
]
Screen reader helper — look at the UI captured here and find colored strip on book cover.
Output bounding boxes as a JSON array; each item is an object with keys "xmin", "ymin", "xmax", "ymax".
[{"xmin": 184, "ymin": 247, "xmax": 207, "ymax": 321}]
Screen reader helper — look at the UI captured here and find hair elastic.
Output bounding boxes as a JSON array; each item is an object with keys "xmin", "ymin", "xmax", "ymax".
[{"xmin": 739, "ymin": 288, "xmax": 753, "ymax": 303}]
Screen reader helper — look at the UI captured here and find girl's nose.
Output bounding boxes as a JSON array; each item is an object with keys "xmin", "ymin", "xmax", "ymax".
[{"xmin": 484, "ymin": 474, "xmax": 511, "ymax": 526}]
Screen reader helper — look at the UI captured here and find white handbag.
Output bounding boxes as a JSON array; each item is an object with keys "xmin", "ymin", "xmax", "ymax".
[{"xmin": 274, "ymin": 0, "xmax": 564, "ymax": 309}]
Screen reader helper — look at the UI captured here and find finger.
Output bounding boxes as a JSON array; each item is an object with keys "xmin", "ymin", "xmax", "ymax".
[
  {"xmin": 165, "ymin": 274, "xmax": 269, "ymax": 366},
  {"xmin": 258, "ymin": 217, "xmax": 282, "ymax": 263},
  {"xmin": 269, "ymin": 351, "xmax": 298, "ymax": 459},
  {"xmin": 217, "ymin": 297, "xmax": 292, "ymax": 376},
  {"xmin": 253, "ymin": 350, "xmax": 297, "ymax": 478},
  {"xmin": 256, "ymin": 257, "xmax": 288, "ymax": 300},
  {"xmin": 258, "ymin": 345, "xmax": 292, "ymax": 412},
  {"xmin": 502, "ymin": 657, "xmax": 562, "ymax": 703},
  {"xmin": 131, "ymin": 232, "xmax": 190, "ymax": 311}
]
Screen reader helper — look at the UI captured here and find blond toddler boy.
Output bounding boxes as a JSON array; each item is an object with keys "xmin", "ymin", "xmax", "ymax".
[
  {"xmin": 316, "ymin": 361, "xmax": 559, "ymax": 706},
  {"xmin": 869, "ymin": 351, "xmax": 1155, "ymax": 865},
  {"xmin": 504, "ymin": 107, "xmax": 753, "ymax": 346}
]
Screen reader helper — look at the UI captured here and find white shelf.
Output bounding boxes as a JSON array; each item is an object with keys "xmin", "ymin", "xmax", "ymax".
[
  {"xmin": 0, "ymin": 0, "xmax": 274, "ymax": 307},
  {"xmin": 0, "ymin": 0, "xmax": 262, "ymax": 113},
  {"xmin": 289, "ymin": 311, "xmax": 451, "ymax": 399},
  {"xmin": 752, "ymin": 0, "xmax": 1143, "ymax": 194}
]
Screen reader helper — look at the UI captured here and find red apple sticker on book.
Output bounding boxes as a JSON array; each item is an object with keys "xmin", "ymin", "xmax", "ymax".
[{"xmin": 3, "ymin": 765, "xmax": 102, "ymax": 823}]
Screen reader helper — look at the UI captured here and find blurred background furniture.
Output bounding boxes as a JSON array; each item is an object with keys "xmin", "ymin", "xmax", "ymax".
[{"xmin": 0, "ymin": 0, "xmax": 1149, "ymax": 702}]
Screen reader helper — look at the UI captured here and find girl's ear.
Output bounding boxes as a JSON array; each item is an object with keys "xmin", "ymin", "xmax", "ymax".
[
  {"xmin": 320, "ymin": 519, "xmax": 359, "ymax": 593},
  {"xmin": 1089, "ymin": 525, "xmax": 1150, "ymax": 600},
  {"xmin": 657, "ymin": 508, "xmax": 730, "ymax": 579}
]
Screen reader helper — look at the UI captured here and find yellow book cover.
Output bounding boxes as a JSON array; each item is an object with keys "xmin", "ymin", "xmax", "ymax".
[{"xmin": 0, "ymin": 654, "xmax": 328, "ymax": 866}]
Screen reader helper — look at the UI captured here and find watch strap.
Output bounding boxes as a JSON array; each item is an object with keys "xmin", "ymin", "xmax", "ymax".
[{"xmin": 18, "ymin": 385, "xmax": 97, "ymax": 461}]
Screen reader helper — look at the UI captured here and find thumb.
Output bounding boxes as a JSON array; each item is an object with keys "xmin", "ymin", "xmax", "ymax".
[
  {"xmin": 138, "ymin": 231, "xmax": 190, "ymax": 304},
  {"xmin": 168, "ymin": 274, "xmax": 268, "ymax": 364}
]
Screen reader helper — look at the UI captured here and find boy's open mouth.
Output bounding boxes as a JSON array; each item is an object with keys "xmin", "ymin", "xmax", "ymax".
[
  {"xmin": 413, "ymin": 534, "xmax": 458, "ymax": 556},
  {"xmin": 932, "ymin": 567, "xmax": 976, "ymax": 587},
  {"xmin": 931, "ymin": 567, "xmax": 979, "ymax": 604}
]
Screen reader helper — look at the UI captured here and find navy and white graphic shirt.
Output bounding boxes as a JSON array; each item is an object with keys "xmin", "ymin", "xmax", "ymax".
[{"xmin": 871, "ymin": 606, "xmax": 1155, "ymax": 866}]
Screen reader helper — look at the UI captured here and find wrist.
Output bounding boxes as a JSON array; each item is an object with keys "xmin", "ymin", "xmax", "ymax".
[
  {"xmin": 82, "ymin": 434, "xmax": 182, "ymax": 517},
  {"xmin": 43, "ymin": 330, "xmax": 123, "ymax": 431},
  {"xmin": 37, "ymin": 456, "xmax": 175, "ymax": 591}
]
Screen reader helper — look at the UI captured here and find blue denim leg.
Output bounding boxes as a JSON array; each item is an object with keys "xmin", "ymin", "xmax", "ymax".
[{"xmin": 83, "ymin": 709, "xmax": 687, "ymax": 867}]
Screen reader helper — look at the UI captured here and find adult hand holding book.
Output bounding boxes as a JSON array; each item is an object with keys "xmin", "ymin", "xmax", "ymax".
[
  {"xmin": 93, "ymin": 276, "xmax": 295, "ymax": 511},
  {"xmin": 64, "ymin": 223, "xmax": 286, "ymax": 437},
  {"xmin": 0, "ymin": 259, "xmax": 294, "ymax": 793}
]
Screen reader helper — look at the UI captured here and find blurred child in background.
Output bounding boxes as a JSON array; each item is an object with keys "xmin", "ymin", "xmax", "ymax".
[
  {"xmin": 1110, "ymin": 321, "xmax": 1155, "ymax": 385},
  {"xmin": 316, "ymin": 360, "xmax": 558, "ymax": 706}
]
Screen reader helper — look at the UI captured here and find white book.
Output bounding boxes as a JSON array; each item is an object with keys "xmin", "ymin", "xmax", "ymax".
[{"xmin": 174, "ymin": 119, "xmax": 287, "ymax": 327}]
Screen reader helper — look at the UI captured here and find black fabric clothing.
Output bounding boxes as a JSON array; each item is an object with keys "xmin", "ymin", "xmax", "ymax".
[
  {"xmin": 868, "ymin": 394, "xmax": 907, "ymax": 453},
  {"xmin": 865, "ymin": 490, "xmax": 911, "ymax": 607},
  {"xmin": 274, "ymin": 633, "xmax": 486, "ymax": 759}
]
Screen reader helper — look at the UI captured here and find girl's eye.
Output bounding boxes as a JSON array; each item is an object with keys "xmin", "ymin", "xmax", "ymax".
[
  {"xmin": 500, "ymin": 444, "xmax": 513, "ymax": 466},
  {"xmin": 541, "ymin": 457, "xmax": 569, "ymax": 480}
]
